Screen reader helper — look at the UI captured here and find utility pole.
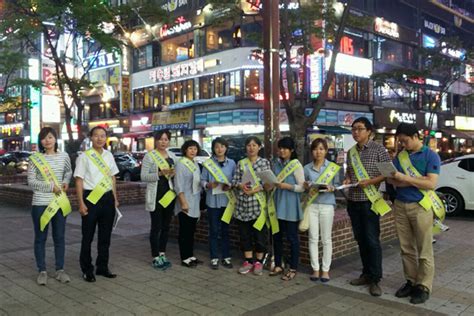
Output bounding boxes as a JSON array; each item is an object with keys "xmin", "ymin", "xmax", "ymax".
[{"xmin": 263, "ymin": 0, "xmax": 280, "ymax": 160}]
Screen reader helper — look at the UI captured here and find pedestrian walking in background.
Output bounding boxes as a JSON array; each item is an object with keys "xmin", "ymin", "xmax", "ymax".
[
  {"xmin": 174, "ymin": 140, "xmax": 202, "ymax": 268},
  {"xmin": 201, "ymin": 137, "xmax": 236, "ymax": 270},
  {"xmin": 232, "ymin": 136, "xmax": 271, "ymax": 276},
  {"xmin": 303, "ymin": 138, "xmax": 340, "ymax": 283},
  {"xmin": 141, "ymin": 129, "xmax": 177, "ymax": 270},
  {"xmin": 388, "ymin": 123, "xmax": 442, "ymax": 304},
  {"xmin": 74, "ymin": 126, "xmax": 120, "ymax": 282},
  {"xmin": 267, "ymin": 137, "xmax": 304, "ymax": 281},
  {"xmin": 28, "ymin": 127, "xmax": 72, "ymax": 285},
  {"xmin": 344, "ymin": 117, "xmax": 391, "ymax": 296}
]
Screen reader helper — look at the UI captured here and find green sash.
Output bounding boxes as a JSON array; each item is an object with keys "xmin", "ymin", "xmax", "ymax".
[
  {"xmin": 85, "ymin": 149, "xmax": 113, "ymax": 205},
  {"xmin": 267, "ymin": 159, "xmax": 302, "ymax": 234},
  {"xmin": 397, "ymin": 150, "xmax": 446, "ymax": 234},
  {"xmin": 202, "ymin": 158, "xmax": 237, "ymax": 224},
  {"xmin": 180, "ymin": 157, "xmax": 198, "ymax": 173},
  {"xmin": 305, "ymin": 162, "xmax": 341, "ymax": 207},
  {"xmin": 30, "ymin": 153, "xmax": 71, "ymax": 231},
  {"xmin": 149, "ymin": 150, "xmax": 176, "ymax": 208},
  {"xmin": 349, "ymin": 146, "xmax": 391, "ymax": 216},
  {"xmin": 240, "ymin": 158, "xmax": 267, "ymax": 231}
]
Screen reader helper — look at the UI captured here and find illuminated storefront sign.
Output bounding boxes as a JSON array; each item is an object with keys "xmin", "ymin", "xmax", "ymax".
[
  {"xmin": 465, "ymin": 64, "xmax": 473, "ymax": 84},
  {"xmin": 159, "ymin": 16, "xmax": 192, "ymax": 39},
  {"xmin": 326, "ymin": 52, "xmax": 372, "ymax": 78},
  {"xmin": 149, "ymin": 58, "xmax": 205, "ymax": 82},
  {"xmin": 390, "ymin": 110, "xmax": 416, "ymax": 124},
  {"xmin": 441, "ymin": 42, "xmax": 465, "ymax": 60},
  {"xmin": 1, "ymin": 123, "xmax": 24, "ymax": 138},
  {"xmin": 309, "ymin": 54, "xmax": 323, "ymax": 95},
  {"xmin": 161, "ymin": 0, "xmax": 188, "ymax": 12},
  {"xmin": 88, "ymin": 119, "xmax": 120, "ymax": 130},
  {"xmin": 86, "ymin": 51, "xmax": 120, "ymax": 70},
  {"xmin": 424, "ymin": 20, "xmax": 446, "ymax": 35},
  {"xmin": 374, "ymin": 17, "xmax": 400, "ymax": 39},
  {"xmin": 422, "ymin": 34, "xmax": 436, "ymax": 48},
  {"xmin": 152, "ymin": 109, "xmax": 193, "ymax": 130},
  {"xmin": 455, "ymin": 116, "xmax": 474, "ymax": 131}
]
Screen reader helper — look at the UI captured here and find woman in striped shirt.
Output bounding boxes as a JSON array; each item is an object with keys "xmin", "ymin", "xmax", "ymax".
[{"xmin": 28, "ymin": 127, "xmax": 72, "ymax": 285}]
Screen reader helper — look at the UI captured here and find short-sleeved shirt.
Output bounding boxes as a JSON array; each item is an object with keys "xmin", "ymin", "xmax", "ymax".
[
  {"xmin": 346, "ymin": 140, "xmax": 391, "ymax": 202},
  {"xmin": 201, "ymin": 156, "xmax": 236, "ymax": 209},
  {"xmin": 303, "ymin": 159, "xmax": 341, "ymax": 206},
  {"xmin": 74, "ymin": 149, "xmax": 119, "ymax": 191},
  {"xmin": 393, "ymin": 146, "xmax": 441, "ymax": 203}
]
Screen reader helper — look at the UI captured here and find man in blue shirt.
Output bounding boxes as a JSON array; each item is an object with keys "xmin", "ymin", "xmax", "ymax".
[{"xmin": 388, "ymin": 123, "xmax": 441, "ymax": 305}]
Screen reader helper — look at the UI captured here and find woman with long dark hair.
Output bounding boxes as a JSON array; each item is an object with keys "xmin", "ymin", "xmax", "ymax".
[{"xmin": 28, "ymin": 127, "xmax": 72, "ymax": 285}]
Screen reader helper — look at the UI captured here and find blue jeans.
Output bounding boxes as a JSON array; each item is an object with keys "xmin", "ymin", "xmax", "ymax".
[
  {"xmin": 273, "ymin": 219, "xmax": 300, "ymax": 269},
  {"xmin": 207, "ymin": 207, "xmax": 231, "ymax": 259},
  {"xmin": 31, "ymin": 205, "xmax": 66, "ymax": 272},
  {"xmin": 347, "ymin": 201, "xmax": 382, "ymax": 282}
]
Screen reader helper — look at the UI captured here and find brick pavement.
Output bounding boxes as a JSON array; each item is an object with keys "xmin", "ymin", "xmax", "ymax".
[{"xmin": 1, "ymin": 203, "xmax": 473, "ymax": 315}]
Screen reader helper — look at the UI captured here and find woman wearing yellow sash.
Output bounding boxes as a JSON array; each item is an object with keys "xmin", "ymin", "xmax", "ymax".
[
  {"xmin": 231, "ymin": 136, "xmax": 271, "ymax": 276},
  {"xmin": 74, "ymin": 126, "xmax": 120, "ymax": 282},
  {"xmin": 141, "ymin": 130, "xmax": 177, "ymax": 270},
  {"xmin": 28, "ymin": 127, "xmax": 72, "ymax": 285},
  {"xmin": 343, "ymin": 117, "xmax": 391, "ymax": 297},
  {"xmin": 267, "ymin": 137, "xmax": 305, "ymax": 281},
  {"xmin": 303, "ymin": 138, "xmax": 340, "ymax": 283},
  {"xmin": 201, "ymin": 137, "xmax": 236, "ymax": 270},
  {"xmin": 387, "ymin": 123, "xmax": 441, "ymax": 304},
  {"xmin": 174, "ymin": 140, "xmax": 202, "ymax": 268}
]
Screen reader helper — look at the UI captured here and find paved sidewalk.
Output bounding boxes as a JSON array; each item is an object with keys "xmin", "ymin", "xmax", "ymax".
[{"xmin": 1, "ymin": 203, "xmax": 473, "ymax": 315}]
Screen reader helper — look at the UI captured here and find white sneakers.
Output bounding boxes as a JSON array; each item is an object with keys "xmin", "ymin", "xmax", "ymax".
[{"xmin": 37, "ymin": 270, "xmax": 71, "ymax": 285}]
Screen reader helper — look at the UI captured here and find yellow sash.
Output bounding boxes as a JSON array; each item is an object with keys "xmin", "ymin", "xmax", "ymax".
[
  {"xmin": 202, "ymin": 158, "xmax": 237, "ymax": 224},
  {"xmin": 149, "ymin": 150, "xmax": 176, "ymax": 208},
  {"xmin": 305, "ymin": 162, "xmax": 341, "ymax": 207},
  {"xmin": 30, "ymin": 153, "xmax": 72, "ymax": 231},
  {"xmin": 267, "ymin": 159, "xmax": 302, "ymax": 234},
  {"xmin": 240, "ymin": 158, "xmax": 267, "ymax": 231},
  {"xmin": 349, "ymin": 146, "xmax": 391, "ymax": 216},
  {"xmin": 397, "ymin": 150, "xmax": 446, "ymax": 234},
  {"xmin": 85, "ymin": 149, "xmax": 113, "ymax": 205}
]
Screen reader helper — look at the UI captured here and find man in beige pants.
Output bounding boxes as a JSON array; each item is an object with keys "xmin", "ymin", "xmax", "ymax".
[{"xmin": 388, "ymin": 123, "xmax": 441, "ymax": 304}]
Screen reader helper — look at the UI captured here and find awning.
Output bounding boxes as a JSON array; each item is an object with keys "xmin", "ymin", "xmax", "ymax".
[
  {"xmin": 122, "ymin": 131, "xmax": 153, "ymax": 138},
  {"xmin": 312, "ymin": 125, "xmax": 352, "ymax": 134},
  {"xmin": 441, "ymin": 129, "xmax": 474, "ymax": 140}
]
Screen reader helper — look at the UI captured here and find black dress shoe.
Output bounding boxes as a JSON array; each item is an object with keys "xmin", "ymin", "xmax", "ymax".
[
  {"xmin": 410, "ymin": 285, "xmax": 430, "ymax": 304},
  {"xmin": 96, "ymin": 270, "xmax": 117, "ymax": 278},
  {"xmin": 395, "ymin": 280, "xmax": 414, "ymax": 298},
  {"xmin": 83, "ymin": 272, "xmax": 96, "ymax": 282}
]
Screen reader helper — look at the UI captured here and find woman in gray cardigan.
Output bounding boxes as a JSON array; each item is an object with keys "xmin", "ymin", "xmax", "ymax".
[{"xmin": 140, "ymin": 130, "xmax": 177, "ymax": 270}]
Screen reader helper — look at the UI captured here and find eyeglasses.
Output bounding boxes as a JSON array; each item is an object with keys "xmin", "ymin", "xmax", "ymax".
[{"xmin": 351, "ymin": 128, "xmax": 367, "ymax": 133}]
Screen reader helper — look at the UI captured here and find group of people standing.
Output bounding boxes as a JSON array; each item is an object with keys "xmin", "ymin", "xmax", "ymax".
[{"xmin": 28, "ymin": 116, "xmax": 442, "ymax": 305}]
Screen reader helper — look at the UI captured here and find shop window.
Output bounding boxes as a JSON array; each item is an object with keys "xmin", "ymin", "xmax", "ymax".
[
  {"xmin": 205, "ymin": 23, "xmax": 235, "ymax": 54},
  {"xmin": 144, "ymin": 88, "xmax": 152, "ymax": 109},
  {"xmin": 152, "ymin": 86, "xmax": 162, "ymax": 110},
  {"xmin": 163, "ymin": 84, "xmax": 171, "ymax": 106},
  {"xmin": 331, "ymin": 75, "xmax": 371, "ymax": 103},
  {"xmin": 185, "ymin": 79, "xmax": 194, "ymax": 102},
  {"xmin": 230, "ymin": 71, "xmax": 241, "ymax": 96},
  {"xmin": 161, "ymin": 33, "xmax": 194, "ymax": 65},
  {"xmin": 241, "ymin": 22, "xmax": 262, "ymax": 47},
  {"xmin": 133, "ymin": 44, "xmax": 158, "ymax": 72},
  {"xmin": 133, "ymin": 89, "xmax": 144, "ymax": 111},
  {"xmin": 244, "ymin": 70, "xmax": 261, "ymax": 98},
  {"xmin": 200, "ymin": 76, "xmax": 210, "ymax": 99},
  {"xmin": 171, "ymin": 81, "xmax": 183, "ymax": 104}
]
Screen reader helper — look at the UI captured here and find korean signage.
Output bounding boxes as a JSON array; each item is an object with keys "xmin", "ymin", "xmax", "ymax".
[
  {"xmin": 1, "ymin": 123, "xmax": 23, "ymax": 139},
  {"xmin": 121, "ymin": 75, "xmax": 131, "ymax": 112},
  {"xmin": 152, "ymin": 109, "xmax": 193, "ymax": 130},
  {"xmin": 374, "ymin": 108, "xmax": 423, "ymax": 129},
  {"xmin": 424, "ymin": 19, "xmax": 446, "ymax": 35},
  {"xmin": 455, "ymin": 116, "xmax": 474, "ymax": 131},
  {"xmin": 86, "ymin": 51, "xmax": 120, "ymax": 70},
  {"xmin": 309, "ymin": 54, "xmax": 323, "ymax": 96},
  {"xmin": 149, "ymin": 58, "xmax": 204, "ymax": 83},
  {"xmin": 374, "ymin": 17, "xmax": 400, "ymax": 39},
  {"xmin": 161, "ymin": 0, "xmax": 188, "ymax": 12},
  {"xmin": 130, "ymin": 113, "xmax": 152, "ymax": 132},
  {"xmin": 158, "ymin": 16, "xmax": 192, "ymax": 39}
]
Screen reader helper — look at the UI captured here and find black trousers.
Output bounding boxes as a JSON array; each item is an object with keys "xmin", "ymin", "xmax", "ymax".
[
  {"xmin": 178, "ymin": 212, "xmax": 198, "ymax": 260},
  {"xmin": 237, "ymin": 219, "xmax": 268, "ymax": 254},
  {"xmin": 149, "ymin": 201, "xmax": 175, "ymax": 257},
  {"xmin": 80, "ymin": 191, "xmax": 115, "ymax": 274}
]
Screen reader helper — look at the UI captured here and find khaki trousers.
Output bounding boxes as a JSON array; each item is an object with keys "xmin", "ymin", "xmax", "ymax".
[{"xmin": 394, "ymin": 200, "xmax": 434, "ymax": 292}]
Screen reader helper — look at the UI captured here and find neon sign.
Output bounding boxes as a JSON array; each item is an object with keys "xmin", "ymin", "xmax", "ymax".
[
  {"xmin": 389, "ymin": 110, "xmax": 416, "ymax": 124},
  {"xmin": 159, "ymin": 16, "xmax": 192, "ymax": 39},
  {"xmin": 374, "ymin": 17, "xmax": 399, "ymax": 39},
  {"xmin": 149, "ymin": 58, "xmax": 204, "ymax": 82}
]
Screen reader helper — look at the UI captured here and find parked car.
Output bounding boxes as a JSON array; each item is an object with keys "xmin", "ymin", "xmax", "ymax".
[
  {"xmin": 436, "ymin": 154, "xmax": 474, "ymax": 216},
  {"xmin": 113, "ymin": 153, "xmax": 141, "ymax": 181},
  {"xmin": 168, "ymin": 147, "xmax": 211, "ymax": 166},
  {"xmin": 0, "ymin": 151, "xmax": 32, "ymax": 173}
]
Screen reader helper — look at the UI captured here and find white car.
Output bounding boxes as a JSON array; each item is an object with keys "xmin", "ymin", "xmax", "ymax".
[
  {"xmin": 168, "ymin": 147, "xmax": 211, "ymax": 165},
  {"xmin": 436, "ymin": 154, "xmax": 474, "ymax": 216}
]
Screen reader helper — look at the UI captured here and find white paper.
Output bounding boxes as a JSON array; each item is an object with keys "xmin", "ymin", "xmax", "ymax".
[
  {"xmin": 241, "ymin": 167, "xmax": 256, "ymax": 187},
  {"xmin": 256, "ymin": 170, "xmax": 279, "ymax": 184},
  {"xmin": 113, "ymin": 207, "xmax": 123, "ymax": 230},
  {"xmin": 376, "ymin": 162, "xmax": 398, "ymax": 178},
  {"xmin": 335, "ymin": 183, "xmax": 358, "ymax": 190},
  {"xmin": 212, "ymin": 183, "xmax": 225, "ymax": 195}
]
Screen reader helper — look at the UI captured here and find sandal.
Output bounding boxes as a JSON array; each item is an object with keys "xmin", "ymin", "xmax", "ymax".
[
  {"xmin": 269, "ymin": 266, "xmax": 283, "ymax": 276},
  {"xmin": 281, "ymin": 269, "xmax": 297, "ymax": 281}
]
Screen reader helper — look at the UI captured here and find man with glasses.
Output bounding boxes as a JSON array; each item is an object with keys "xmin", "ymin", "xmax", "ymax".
[{"xmin": 343, "ymin": 117, "xmax": 391, "ymax": 297}]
